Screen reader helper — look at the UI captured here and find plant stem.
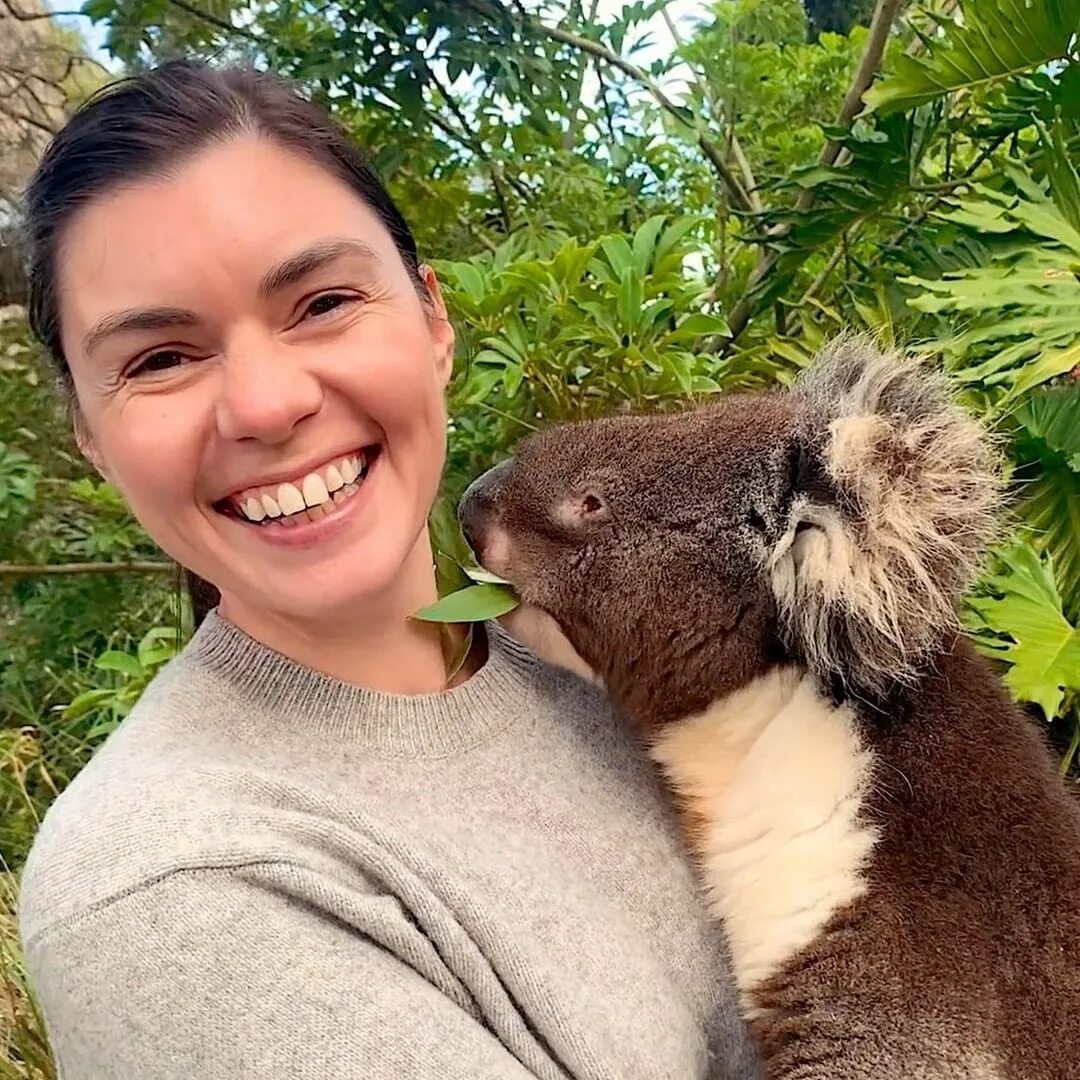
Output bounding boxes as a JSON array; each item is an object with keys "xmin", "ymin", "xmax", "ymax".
[
  {"xmin": 0, "ymin": 562, "xmax": 173, "ymax": 576},
  {"xmin": 659, "ymin": 4, "xmax": 763, "ymax": 212},
  {"xmin": 474, "ymin": 401, "xmax": 539, "ymax": 431},
  {"xmin": 165, "ymin": 0, "xmax": 260, "ymax": 41},
  {"xmin": 1060, "ymin": 712, "xmax": 1080, "ymax": 779}
]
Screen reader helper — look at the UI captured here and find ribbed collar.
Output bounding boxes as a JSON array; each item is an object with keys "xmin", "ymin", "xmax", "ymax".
[{"xmin": 183, "ymin": 611, "xmax": 541, "ymax": 756}]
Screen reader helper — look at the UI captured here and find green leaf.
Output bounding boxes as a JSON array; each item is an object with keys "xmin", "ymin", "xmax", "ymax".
[
  {"xmin": 428, "ymin": 494, "xmax": 474, "ymax": 568},
  {"xmin": 617, "ymin": 268, "xmax": 643, "ymax": 335},
  {"xmin": 450, "ymin": 262, "xmax": 488, "ymax": 303},
  {"xmin": 903, "ymin": 160, "xmax": 1080, "ymax": 405},
  {"xmin": 631, "ymin": 214, "xmax": 667, "ymax": 277},
  {"xmin": 94, "ymin": 650, "xmax": 143, "ymax": 677},
  {"xmin": 85, "ymin": 716, "xmax": 122, "ymax": 740},
  {"xmin": 471, "ymin": 348, "xmax": 513, "ymax": 368},
  {"xmin": 414, "ymin": 583, "xmax": 519, "ymax": 623},
  {"xmin": 1015, "ymin": 381, "xmax": 1080, "ymax": 472},
  {"xmin": 137, "ymin": 625, "xmax": 179, "ymax": 668},
  {"xmin": 442, "ymin": 622, "xmax": 474, "ymax": 682},
  {"xmin": 1013, "ymin": 383, "xmax": 1080, "ymax": 618},
  {"xmin": 460, "ymin": 364, "xmax": 504, "ymax": 404},
  {"xmin": 669, "ymin": 313, "xmax": 731, "ymax": 341},
  {"xmin": 1035, "ymin": 113, "xmax": 1080, "ymax": 236},
  {"xmin": 600, "ymin": 235, "xmax": 635, "ymax": 279},
  {"xmin": 434, "ymin": 551, "xmax": 472, "ymax": 597},
  {"xmin": 864, "ymin": 0, "xmax": 1080, "ymax": 116},
  {"xmin": 653, "ymin": 216, "xmax": 701, "ymax": 267},
  {"xmin": 965, "ymin": 540, "xmax": 1080, "ymax": 721},
  {"xmin": 60, "ymin": 688, "xmax": 115, "ymax": 721}
]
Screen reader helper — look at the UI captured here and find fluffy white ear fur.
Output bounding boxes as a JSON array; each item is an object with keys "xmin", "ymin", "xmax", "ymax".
[{"xmin": 768, "ymin": 335, "xmax": 1001, "ymax": 693}]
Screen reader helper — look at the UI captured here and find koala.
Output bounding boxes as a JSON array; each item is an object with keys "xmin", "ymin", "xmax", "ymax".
[{"xmin": 459, "ymin": 336, "xmax": 1080, "ymax": 1080}]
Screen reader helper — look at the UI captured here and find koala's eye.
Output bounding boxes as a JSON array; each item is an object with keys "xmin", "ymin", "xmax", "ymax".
[
  {"xmin": 747, "ymin": 507, "xmax": 768, "ymax": 533},
  {"xmin": 582, "ymin": 493, "xmax": 604, "ymax": 516}
]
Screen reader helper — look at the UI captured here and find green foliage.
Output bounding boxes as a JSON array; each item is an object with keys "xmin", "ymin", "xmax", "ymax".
[
  {"xmin": 60, "ymin": 613, "xmax": 189, "ymax": 741},
  {"xmin": 1012, "ymin": 382, "xmax": 1080, "ymax": 622},
  {"xmin": 439, "ymin": 215, "xmax": 737, "ymax": 430},
  {"xmin": 0, "ymin": 313, "xmax": 174, "ymax": 873},
  {"xmin": 964, "ymin": 539, "xmax": 1080, "ymax": 738},
  {"xmin": 681, "ymin": 0, "xmax": 868, "ymax": 177},
  {"xmin": 864, "ymin": 0, "xmax": 1080, "ymax": 115},
  {"xmin": 0, "ymin": 447, "xmax": 40, "ymax": 527},
  {"xmin": 903, "ymin": 147, "xmax": 1080, "ymax": 408}
]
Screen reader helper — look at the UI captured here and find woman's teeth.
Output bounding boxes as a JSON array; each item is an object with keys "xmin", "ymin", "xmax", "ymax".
[{"xmin": 233, "ymin": 452, "xmax": 369, "ymax": 525}]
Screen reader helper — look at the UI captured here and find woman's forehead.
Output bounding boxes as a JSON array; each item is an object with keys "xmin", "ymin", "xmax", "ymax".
[{"xmin": 55, "ymin": 136, "xmax": 399, "ymax": 348}]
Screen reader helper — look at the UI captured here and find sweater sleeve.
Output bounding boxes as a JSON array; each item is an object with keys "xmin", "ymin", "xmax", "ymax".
[{"xmin": 23, "ymin": 865, "xmax": 543, "ymax": 1080}]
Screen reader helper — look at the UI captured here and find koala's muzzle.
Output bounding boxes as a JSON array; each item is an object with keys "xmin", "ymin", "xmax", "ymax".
[{"xmin": 458, "ymin": 458, "xmax": 514, "ymax": 567}]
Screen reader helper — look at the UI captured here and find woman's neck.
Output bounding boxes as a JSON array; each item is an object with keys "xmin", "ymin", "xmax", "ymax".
[{"xmin": 215, "ymin": 533, "xmax": 474, "ymax": 695}]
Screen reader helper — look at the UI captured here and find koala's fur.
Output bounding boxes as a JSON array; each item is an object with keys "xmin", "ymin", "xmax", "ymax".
[{"xmin": 459, "ymin": 336, "xmax": 1080, "ymax": 1080}]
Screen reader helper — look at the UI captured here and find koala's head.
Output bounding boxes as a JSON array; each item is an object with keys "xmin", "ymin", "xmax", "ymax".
[{"xmin": 459, "ymin": 336, "xmax": 1001, "ymax": 725}]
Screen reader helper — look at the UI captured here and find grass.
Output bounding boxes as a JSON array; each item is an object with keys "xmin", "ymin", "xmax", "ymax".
[{"xmin": 1, "ymin": 869, "xmax": 53, "ymax": 1080}]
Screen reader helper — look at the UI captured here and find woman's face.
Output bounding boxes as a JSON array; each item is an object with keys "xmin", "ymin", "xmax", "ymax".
[{"xmin": 58, "ymin": 135, "xmax": 455, "ymax": 628}]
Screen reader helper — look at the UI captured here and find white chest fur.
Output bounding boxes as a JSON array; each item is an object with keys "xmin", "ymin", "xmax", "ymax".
[{"xmin": 648, "ymin": 668, "xmax": 879, "ymax": 1011}]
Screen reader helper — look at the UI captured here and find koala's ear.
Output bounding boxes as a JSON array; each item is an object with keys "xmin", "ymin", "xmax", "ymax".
[{"xmin": 767, "ymin": 334, "xmax": 1001, "ymax": 693}]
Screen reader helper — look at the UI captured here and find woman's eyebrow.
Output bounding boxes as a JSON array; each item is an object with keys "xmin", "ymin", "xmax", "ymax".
[
  {"xmin": 256, "ymin": 237, "xmax": 382, "ymax": 300},
  {"xmin": 81, "ymin": 238, "xmax": 382, "ymax": 359},
  {"xmin": 83, "ymin": 307, "xmax": 199, "ymax": 359}
]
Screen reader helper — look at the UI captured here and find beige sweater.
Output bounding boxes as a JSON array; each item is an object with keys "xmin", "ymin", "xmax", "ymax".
[{"xmin": 19, "ymin": 614, "xmax": 759, "ymax": 1079}]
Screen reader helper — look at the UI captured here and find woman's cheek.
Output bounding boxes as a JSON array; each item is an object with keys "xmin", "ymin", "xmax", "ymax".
[{"xmin": 100, "ymin": 399, "xmax": 205, "ymax": 521}]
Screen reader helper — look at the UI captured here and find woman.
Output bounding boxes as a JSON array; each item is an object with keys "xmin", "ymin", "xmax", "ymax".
[{"xmin": 17, "ymin": 60, "xmax": 757, "ymax": 1079}]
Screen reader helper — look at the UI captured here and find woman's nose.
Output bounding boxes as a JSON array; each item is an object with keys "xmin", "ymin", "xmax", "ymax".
[{"xmin": 214, "ymin": 339, "xmax": 323, "ymax": 444}]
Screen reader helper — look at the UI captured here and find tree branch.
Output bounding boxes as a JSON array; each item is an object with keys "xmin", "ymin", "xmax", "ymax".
[
  {"xmin": 721, "ymin": 0, "xmax": 905, "ymax": 345},
  {"xmin": 864, "ymin": 132, "xmax": 1009, "ymax": 271},
  {"xmin": 0, "ymin": 101, "xmax": 59, "ymax": 136},
  {"xmin": 799, "ymin": 231, "xmax": 850, "ymax": 305},
  {"xmin": 164, "ymin": 0, "xmax": 261, "ymax": 41},
  {"xmin": 421, "ymin": 61, "xmax": 521, "ymax": 225},
  {"xmin": 1, "ymin": 0, "xmax": 86, "ymax": 18},
  {"xmin": 421, "ymin": 102, "xmax": 529, "ymax": 210},
  {"xmin": 815, "ymin": 0, "xmax": 903, "ymax": 175},
  {"xmin": 522, "ymin": 16, "xmax": 755, "ymax": 213},
  {"xmin": 0, "ymin": 561, "xmax": 174, "ymax": 576},
  {"xmin": 408, "ymin": 172, "xmax": 498, "ymax": 253},
  {"xmin": 660, "ymin": 4, "xmax": 763, "ymax": 213}
]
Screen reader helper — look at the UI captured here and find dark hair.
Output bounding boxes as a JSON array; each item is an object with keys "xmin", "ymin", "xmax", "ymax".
[{"xmin": 23, "ymin": 60, "xmax": 430, "ymax": 627}]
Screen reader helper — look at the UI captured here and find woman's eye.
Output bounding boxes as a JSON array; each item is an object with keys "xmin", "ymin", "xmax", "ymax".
[
  {"xmin": 303, "ymin": 293, "xmax": 357, "ymax": 320},
  {"xmin": 128, "ymin": 350, "xmax": 186, "ymax": 378}
]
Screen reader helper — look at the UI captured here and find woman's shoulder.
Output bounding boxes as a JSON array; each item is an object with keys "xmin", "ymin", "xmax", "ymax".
[{"xmin": 17, "ymin": 647, "xmax": 290, "ymax": 947}]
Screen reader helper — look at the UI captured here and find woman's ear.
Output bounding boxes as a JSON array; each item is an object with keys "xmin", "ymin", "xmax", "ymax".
[
  {"xmin": 73, "ymin": 408, "xmax": 111, "ymax": 481},
  {"xmin": 419, "ymin": 264, "xmax": 456, "ymax": 388}
]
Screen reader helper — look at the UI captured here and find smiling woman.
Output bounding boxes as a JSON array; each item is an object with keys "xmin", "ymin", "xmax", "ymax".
[{"xmin": 15, "ymin": 61, "xmax": 758, "ymax": 1080}]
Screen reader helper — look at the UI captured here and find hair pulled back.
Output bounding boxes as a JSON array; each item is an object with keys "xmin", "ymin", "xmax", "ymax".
[{"xmin": 23, "ymin": 59, "xmax": 426, "ymax": 624}]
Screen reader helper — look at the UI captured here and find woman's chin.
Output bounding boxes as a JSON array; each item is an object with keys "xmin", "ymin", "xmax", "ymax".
[{"xmin": 216, "ymin": 550, "xmax": 411, "ymax": 630}]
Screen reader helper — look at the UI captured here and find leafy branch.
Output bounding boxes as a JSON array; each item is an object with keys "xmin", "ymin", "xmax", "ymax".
[
  {"xmin": 512, "ymin": 9, "xmax": 757, "ymax": 213},
  {"xmin": 722, "ymin": 0, "xmax": 906, "ymax": 344}
]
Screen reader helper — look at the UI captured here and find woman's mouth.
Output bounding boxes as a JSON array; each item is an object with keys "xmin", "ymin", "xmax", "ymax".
[{"xmin": 214, "ymin": 445, "xmax": 381, "ymax": 529}]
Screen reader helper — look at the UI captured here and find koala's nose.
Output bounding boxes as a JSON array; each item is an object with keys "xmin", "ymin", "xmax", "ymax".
[{"xmin": 458, "ymin": 458, "xmax": 513, "ymax": 557}]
